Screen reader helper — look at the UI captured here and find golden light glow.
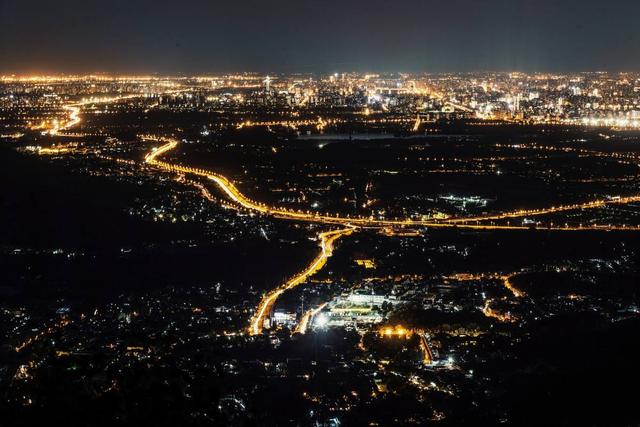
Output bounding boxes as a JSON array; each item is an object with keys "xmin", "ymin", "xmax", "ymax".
[
  {"xmin": 142, "ymin": 136, "xmax": 640, "ymax": 233},
  {"xmin": 249, "ymin": 227, "xmax": 354, "ymax": 335}
]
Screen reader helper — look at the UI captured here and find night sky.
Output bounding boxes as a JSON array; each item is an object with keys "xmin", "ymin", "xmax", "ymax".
[{"xmin": 1, "ymin": 0, "xmax": 639, "ymax": 74}]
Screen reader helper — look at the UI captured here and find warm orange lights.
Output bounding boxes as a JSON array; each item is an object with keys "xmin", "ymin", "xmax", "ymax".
[{"xmin": 379, "ymin": 325, "xmax": 412, "ymax": 338}]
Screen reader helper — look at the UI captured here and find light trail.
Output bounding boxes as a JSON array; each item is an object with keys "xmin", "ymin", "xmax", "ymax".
[
  {"xmin": 14, "ymin": 318, "xmax": 71, "ymax": 353},
  {"xmin": 40, "ymin": 96, "xmax": 640, "ymax": 340},
  {"xmin": 446, "ymin": 196, "xmax": 640, "ymax": 225},
  {"xmin": 143, "ymin": 136, "xmax": 640, "ymax": 233},
  {"xmin": 248, "ymin": 227, "xmax": 354, "ymax": 335},
  {"xmin": 501, "ymin": 274, "xmax": 525, "ymax": 298},
  {"xmin": 416, "ymin": 329, "xmax": 434, "ymax": 365},
  {"xmin": 412, "ymin": 114, "xmax": 422, "ymax": 132},
  {"xmin": 481, "ymin": 299, "xmax": 515, "ymax": 323},
  {"xmin": 445, "ymin": 272, "xmax": 523, "ymax": 321},
  {"xmin": 294, "ymin": 302, "xmax": 328, "ymax": 335},
  {"xmin": 48, "ymin": 95, "xmax": 139, "ymax": 135},
  {"xmin": 47, "ymin": 105, "xmax": 81, "ymax": 135},
  {"xmin": 48, "ymin": 91, "xmax": 190, "ymax": 136},
  {"xmin": 486, "ymin": 275, "xmax": 523, "ymax": 322}
]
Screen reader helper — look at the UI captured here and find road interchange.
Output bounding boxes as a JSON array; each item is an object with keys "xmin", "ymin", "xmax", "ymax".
[{"xmin": 43, "ymin": 100, "xmax": 640, "ymax": 336}]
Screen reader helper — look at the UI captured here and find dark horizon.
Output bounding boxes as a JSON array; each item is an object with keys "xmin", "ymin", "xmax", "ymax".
[
  {"xmin": 3, "ymin": 5, "xmax": 640, "ymax": 423},
  {"xmin": 1, "ymin": 0, "xmax": 639, "ymax": 75},
  {"xmin": 1, "ymin": 69, "xmax": 638, "ymax": 77}
]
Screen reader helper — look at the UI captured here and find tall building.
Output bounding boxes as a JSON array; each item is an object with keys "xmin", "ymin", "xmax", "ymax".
[{"xmin": 264, "ymin": 75, "xmax": 271, "ymax": 94}]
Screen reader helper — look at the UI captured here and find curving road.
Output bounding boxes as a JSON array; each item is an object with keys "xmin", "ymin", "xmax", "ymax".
[
  {"xmin": 248, "ymin": 227, "xmax": 354, "ymax": 335},
  {"xmin": 143, "ymin": 136, "xmax": 640, "ymax": 232},
  {"xmin": 43, "ymin": 103, "xmax": 640, "ymax": 336}
]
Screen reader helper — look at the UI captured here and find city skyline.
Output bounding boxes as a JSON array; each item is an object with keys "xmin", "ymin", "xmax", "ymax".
[
  {"xmin": 2, "ymin": 3, "xmax": 640, "ymax": 425},
  {"xmin": 3, "ymin": 71, "xmax": 640, "ymax": 425}
]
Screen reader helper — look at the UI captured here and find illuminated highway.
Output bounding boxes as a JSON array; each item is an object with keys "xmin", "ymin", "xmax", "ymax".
[
  {"xmin": 445, "ymin": 272, "xmax": 523, "ymax": 322},
  {"xmin": 48, "ymin": 98, "xmax": 640, "ymax": 234},
  {"xmin": 501, "ymin": 274, "xmax": 525, "ymax": 298},
  {"xmin": 48, "ymin": 105, "xmax": 81, "ymax": 135},
  {"xmin": 49, "ymin": 96, "xmax": 134, "ymax": 135},
  {"xmin": 14, "ymin": 318, "xmax": 71, "ymax": 353},
  {"xmin": 248, "ymin": 227, "xmax": 354, "ymax": 335},
  {"xmin": 417, "ymin": 329, "xmax": 434, "ymax": 365},
  {"xmin": 143, "ymin": 137, "xmax": 640, "ymax": 233},
  {"xmin": 481, "ymin": 299, "xmax": 515, "ymax": 323},
  {"xmin": 43, "ymin": 103, "xmax": 640, "ymax": 338},
  {"xmin": 47, "ymin": 92, "xmax": 189, "ymax": 136},
  {"xmin": 446, "ymin": 196, "xmax": 640, "ymax": 225},
  {"xmin": 294, "ymin": 302, "xmax": 328, "ymax": 335},
  {"xmin": 482, "ymin": 274, "xmax": 523, "ymax": 322}
]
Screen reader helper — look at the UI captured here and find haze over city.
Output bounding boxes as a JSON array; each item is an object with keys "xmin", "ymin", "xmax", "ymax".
[
  {"xmin": 2, "ymin": 0, "xmax": 640, "ymax": 73},
  {"xmin": 2, "ymin": 1, "xmax": 640, "ymax": 426}
]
